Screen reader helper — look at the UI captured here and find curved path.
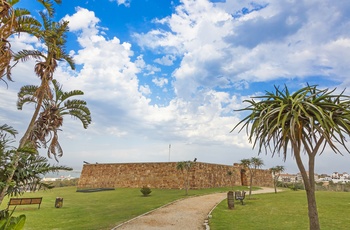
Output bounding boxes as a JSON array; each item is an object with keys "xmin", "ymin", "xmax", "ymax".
[{"xmin": 112, "ymin": 187, "xmax": 277, "ymax": 230}]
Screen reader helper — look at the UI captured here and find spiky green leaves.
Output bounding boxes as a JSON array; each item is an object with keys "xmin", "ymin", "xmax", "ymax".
[{"xmin": 232, "ymin": 85, "xmax": 350, "ymax": 159}]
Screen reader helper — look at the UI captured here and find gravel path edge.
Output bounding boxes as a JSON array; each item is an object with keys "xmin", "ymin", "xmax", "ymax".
[{"xmin": 203, "ymin": 195, "xmax": 226, "ymax": 230}]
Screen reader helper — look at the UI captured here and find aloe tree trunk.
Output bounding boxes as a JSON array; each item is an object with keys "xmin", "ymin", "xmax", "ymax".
[{"xmin": 294, "ymin": 143, "xmax": 320, "ymax": 230}]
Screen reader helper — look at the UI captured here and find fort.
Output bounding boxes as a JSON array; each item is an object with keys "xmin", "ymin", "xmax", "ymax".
[{"xmin": 77, "ymin": 162, "xmax": 273, "ymax": 189}]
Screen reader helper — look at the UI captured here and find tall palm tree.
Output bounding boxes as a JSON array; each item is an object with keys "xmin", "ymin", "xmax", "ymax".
[
  {"xmin": 240, "ymin": 157, "xmax": 264, "ymax": 198},
  {"xmin": 176, "ymin": 161, "xmax": 194, "ymax": 195},
  {"xmin": 250, "ymin": 157, "xmax": 264, "ymax": 195},
  {"xmin": 0, "ymin": 5, "xmax": 74, "ymax": 205},
  {"xmin": 227, "ymin": 170, "xmax": 234, "ymax": 190},
  {"xmin": 0, "ymin": 0, "xmax": 41, "ymax": 82},
  {"xmin": 232, "ymin": 85, "xmax": 350, "ymax": 230},
  {"xmin": 14, "ymin": 11, "xmax": 75, "ymax": 150},
  {"xmin": 17, "ymin": 79, "xmax": 91, "ymax": 160},
  {"xmin": 0, "ymin": 0, "xmax": 61, "ymax": 82},
  {"xmin": 270, "ymin": 165, "xmax": 285, "ymax": 193}
]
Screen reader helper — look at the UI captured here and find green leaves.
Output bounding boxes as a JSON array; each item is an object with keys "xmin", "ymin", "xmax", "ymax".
[
  {"xmin": 232, "ymin": 84, "xmax": 350, "ymax": 159},
  {"xmin": 17, "ymin": 79, "xmax": 91, "ymax": 161},
  {"xmin": 0, "ymin": 210, "xmax": 26, "ymax": 230}
]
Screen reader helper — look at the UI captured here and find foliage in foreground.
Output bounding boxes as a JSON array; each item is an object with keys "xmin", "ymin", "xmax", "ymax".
[
  {"xmin": 0, "ymin": 125, "xmax": 72, "ymax": 198},
  {"xmin": 0, "ymin": 209, "xmax": 26, "ymax": 230}
]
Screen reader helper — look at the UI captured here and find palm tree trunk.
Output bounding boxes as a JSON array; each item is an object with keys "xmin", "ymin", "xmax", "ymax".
[
  {"xmin": 186, "ymin": 171, "xmax": 189, "ymax": 195},
  {"xmin": 248, "ymin": 169, "xmax": 253, "ymax": 198}
]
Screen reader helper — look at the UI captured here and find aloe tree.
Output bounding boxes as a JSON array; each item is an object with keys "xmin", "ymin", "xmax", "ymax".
[
  {"xmin": 176, "ymin": 161, "xmax": 194, "ymax": 195},
  {"xmin": 270, "ymin": 165, "xmax": 285, "ymax": 193},
  {"xmin": 232, "ymin": 85, "xmax": 350, "ymax": 230},
  {"xmin": 17, "ymin": 79, "xmax": 91, "ymax": 160}
]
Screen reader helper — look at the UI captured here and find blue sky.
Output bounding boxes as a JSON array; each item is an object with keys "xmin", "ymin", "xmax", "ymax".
[{"xmin": 2, "ymin": 0, "xmax": 350, "ymax": 174}]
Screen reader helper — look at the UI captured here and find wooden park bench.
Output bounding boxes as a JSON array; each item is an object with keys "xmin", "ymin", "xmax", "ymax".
[
  {"xmin": 234, "ymin": 191, "xmax": 246, "ymax": 205},
  {"xmin": 7, "ymin": 197, "xmax": 43, "ymax": 209}
]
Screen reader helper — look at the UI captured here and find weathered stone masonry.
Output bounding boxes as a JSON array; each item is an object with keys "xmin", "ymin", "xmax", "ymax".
[{"xmin": 77, "ymin": 162, "xmax": 273, "ymax": 189}]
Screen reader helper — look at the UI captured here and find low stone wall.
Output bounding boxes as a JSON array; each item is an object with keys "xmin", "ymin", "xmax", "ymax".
[{"xmin": 77, "ymin": 162, "xmax": 273, "ymax": 189}]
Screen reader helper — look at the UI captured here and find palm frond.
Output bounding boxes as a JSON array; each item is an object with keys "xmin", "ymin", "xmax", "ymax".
[
  {"xmin": 0, "ymin": 124, "xmax": 18, "ymax": 137},
  {"xmin": 13, "ymin": 49, "xmax": 45, "ymax": 62}
]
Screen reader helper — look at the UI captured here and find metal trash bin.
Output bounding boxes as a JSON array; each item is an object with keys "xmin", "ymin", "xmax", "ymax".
[{"xmin": 55, "ymin": 197, "xmax": 63, "ymax": 208}]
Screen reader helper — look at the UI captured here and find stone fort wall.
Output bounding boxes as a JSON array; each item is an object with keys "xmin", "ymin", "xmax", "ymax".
[{"xmin": 77, "ymin": 162, "xmax": 273, "ymax": 189}]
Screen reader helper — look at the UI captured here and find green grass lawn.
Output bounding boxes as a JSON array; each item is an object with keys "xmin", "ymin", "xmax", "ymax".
[
  {"xmin": 0, "ymin": 186, "xmax": 250, "ymax": 230},
  {"xmin": 210, "ymin": 190, "xmax": 350, "ymax": 230}
]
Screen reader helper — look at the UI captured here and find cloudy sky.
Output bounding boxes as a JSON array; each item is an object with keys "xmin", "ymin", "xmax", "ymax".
[{"xmin": 2, "ymin": 0, "xmax": 350, "ymax": 174}]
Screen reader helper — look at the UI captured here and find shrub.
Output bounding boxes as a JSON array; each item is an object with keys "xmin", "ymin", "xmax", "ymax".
[
  {"xmin": 288, "ymin": 182, "xmax": 304, "ymax": 191},
  {"xmin": 140, "ymin": 186, "xmax": 152, "ymax": 196},
  {"xmin": 0, "ymin": 209, "xmax": 26, "ymax": 230}
]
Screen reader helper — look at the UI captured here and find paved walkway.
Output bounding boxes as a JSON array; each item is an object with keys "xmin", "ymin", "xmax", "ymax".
[{"xmin": 112, "ymin": 187, "xmax": 277, "ymax": 230}]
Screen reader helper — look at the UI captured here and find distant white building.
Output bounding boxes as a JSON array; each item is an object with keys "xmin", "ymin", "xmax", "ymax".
[
  {"xmin": 295, "ymin": 172, "xmax": 318, "ymax": 182},
  {"xmin": 331, "ymin": 172, "xmax": 350, "ymax": 183},
  {"xmin": 275, "ymin": 171, "xmax": 350, "ymax": 184},
  {"xmin": 317, "ymin": 174, "xmax": 332, "ymax": 182},
  {"xmin": 332, "ymin": 172, "xmax": 340, "ymax": 179},
  {"xmin": 342, "ymin": 172, "xmax": 349, "ymax": 179},
  {"xmin": 42, "ymin": 175, "xmax": 75, "ymax": 182},
  {"xmin": 279, "ymin": 173, "xmax": 298, "ymax": 183}
]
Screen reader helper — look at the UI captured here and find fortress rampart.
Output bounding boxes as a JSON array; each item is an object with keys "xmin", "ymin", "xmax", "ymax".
[{"xmin": 77, "ymin": 162, "xmax": 273, "ymax": 189}]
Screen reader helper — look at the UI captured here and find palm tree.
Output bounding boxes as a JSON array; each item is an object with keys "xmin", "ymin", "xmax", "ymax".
[
  {"xmin": 0, "ymin": 4, "xmax": 74, "ymax": 205},
  {"xmin": 232, "ymin": 85, "xmax": 350, "ymax": 230},
  {"xmin": 240, "ymin": 157, "xmax": 264, "ymax": 198},
  {"xmin": 14, "ymin": 11, "xmax": 75, "ymax": 149},
  {"xmin": 270, "ymin": 165, "xmax": 285, "ymax": 193},
  {"xmin": 0, "ymin": 0, "xmax": 60, "ymax": 82},
  {"xmin": 17, "ymin": 79, "xmax": 91, "ymax": 160},
  {"xmin": 251, "ymin": 157, "xmax": 264, "ymax": 195},
  {"xmin": 0, "ymin": 0, "xmax": 41, "ymax": 82},
  {"xmin": 227, "ymin": 170, "xmax": 234, "ymax": 190},
  {"xmin": 176, "ymin": 161, "xmax": 194, "ymax": 195}
]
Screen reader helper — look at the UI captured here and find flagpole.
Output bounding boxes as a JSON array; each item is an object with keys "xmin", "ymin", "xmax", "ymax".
[{"xmin": 168, "ymin": 144, "xmax": 171, "ymax": 162}]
